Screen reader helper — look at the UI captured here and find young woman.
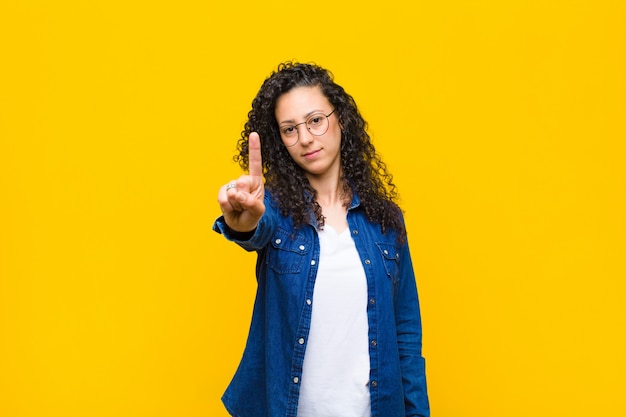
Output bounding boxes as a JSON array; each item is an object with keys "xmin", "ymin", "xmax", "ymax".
[{"xmin": 214, "ymin": 62, "xmax": 429, "ymax": 417}]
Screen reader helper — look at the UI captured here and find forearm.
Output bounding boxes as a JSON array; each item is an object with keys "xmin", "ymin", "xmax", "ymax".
[{"xmin": 395, "ymin": 243, "xmax": 430, "ymax": 417}]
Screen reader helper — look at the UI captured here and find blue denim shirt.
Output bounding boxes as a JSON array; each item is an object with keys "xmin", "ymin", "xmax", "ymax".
[{"xmin": 213, "ymin": 192, "xmax": 429, "ymax": 417}]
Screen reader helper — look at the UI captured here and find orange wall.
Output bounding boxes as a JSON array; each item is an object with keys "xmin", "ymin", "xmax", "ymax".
[{"xmin": 1, "ymin": 1, "xmax": 625, "ymax": 416}]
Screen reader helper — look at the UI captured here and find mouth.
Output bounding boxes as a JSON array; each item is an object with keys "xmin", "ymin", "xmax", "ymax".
[{"xmin": 303, "ymin": 149, "xmax": 321, "ymax": 158}]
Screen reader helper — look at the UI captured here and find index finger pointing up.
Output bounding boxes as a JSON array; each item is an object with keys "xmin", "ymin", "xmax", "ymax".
[{"xmin": 248, "ymin": 132, "xmax": 263, "ymax": 178}]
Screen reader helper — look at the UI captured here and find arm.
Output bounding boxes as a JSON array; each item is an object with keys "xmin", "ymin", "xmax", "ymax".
[{"xmin": 395, "ymin": 240, "xmax": 430, "ymax": 417}]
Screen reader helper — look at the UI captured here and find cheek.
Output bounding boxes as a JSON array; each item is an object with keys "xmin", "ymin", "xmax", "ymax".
[
  {"xmin": 328, "ymin": 125, "xmax": 343, "ymax": 148},
  {"xmin": 285, "ymin": 147, "xmax": 300, "ymax": 163},
  {"xmin": 329, "ymin": 118, "xmax": 342, "ymax": 136}
]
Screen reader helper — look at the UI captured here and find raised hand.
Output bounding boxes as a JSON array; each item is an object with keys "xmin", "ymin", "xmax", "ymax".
[{"xmin": 218, "ymin": 132, "xmax": 265, "ymax": 232}]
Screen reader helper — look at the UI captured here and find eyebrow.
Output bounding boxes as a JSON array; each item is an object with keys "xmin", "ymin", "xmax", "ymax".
[{"xmin": 278, "ymin": 109, "xmax": 327, "ymax": 125}]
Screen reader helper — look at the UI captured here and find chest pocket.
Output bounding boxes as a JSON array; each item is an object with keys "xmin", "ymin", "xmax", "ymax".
[
  {"xmin": 268, "ymin": 228, "xmax": 311, "ymax": 274},
  {"xmin": 376, "ymin": 242, "xmax": 400, "ymax": 284}
]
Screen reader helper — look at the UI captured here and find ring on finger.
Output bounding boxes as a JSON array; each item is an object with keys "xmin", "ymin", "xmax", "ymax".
[{"xmin": 226, "ymin": 182, "xmax": 237, "ymax": 191}]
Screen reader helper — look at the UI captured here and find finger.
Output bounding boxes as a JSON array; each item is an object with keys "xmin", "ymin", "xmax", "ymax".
[
  {"xmin": 230, "ymin": 177, "xmax": 263, "ymax": 215},
  {"xmin": 219, "ymin": 196, "xmax": 236, "ymax": 215},
  {"xmin": 235, "ymin": 191, "xmax": 265, "ymax": 219},
  {"xmin": 218, "ymin": 191, "xmax": 236, "ymax": 214},
  {"xmin": 248, "ymin": 132, "xmax": 263, "ymax": 178},
  {"xmin": 227, "ymin": 189, "xmax": 244, "ymax": 212},
  {"xmin": 220, "ymin": 182, "xmax": 243, "ymax": 212}
]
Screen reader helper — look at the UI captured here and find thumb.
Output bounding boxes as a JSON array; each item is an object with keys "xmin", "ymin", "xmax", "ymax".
[{"xmin": 237, "ymin": 191, "xmax": 265, "ymax": 219}]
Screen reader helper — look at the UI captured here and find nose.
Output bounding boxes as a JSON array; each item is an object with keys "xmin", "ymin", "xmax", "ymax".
[{"xmin": 297, "ymin": 124, "xmax": 314, "ymax": 145}]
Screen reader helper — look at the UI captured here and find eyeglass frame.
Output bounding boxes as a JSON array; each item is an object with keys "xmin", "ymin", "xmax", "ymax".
[{"xmin": 278, "ymin": 109, "xmax": 336, "ymax": 147}]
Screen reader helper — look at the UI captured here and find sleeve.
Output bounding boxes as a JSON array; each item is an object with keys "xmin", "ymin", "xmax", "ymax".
[{"xmin": 395, "ymin": 238, "xmax": 430, "ymax": 417}]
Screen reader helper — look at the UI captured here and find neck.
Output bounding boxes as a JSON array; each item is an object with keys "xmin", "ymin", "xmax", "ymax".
[
  {"xmin": 311, "ymin": 176, "xmax": 350, "ymax": 233},
  {"xmin": 306, "ymin": 158, "xmax": 346, "ymax": 198},
  {"xmin": 306, "ymin": 169, "xmax": 346, "ymax": 206},
  {"xmin": 315, "ymin": 183, "xmax": 345, "ymax": 207}
]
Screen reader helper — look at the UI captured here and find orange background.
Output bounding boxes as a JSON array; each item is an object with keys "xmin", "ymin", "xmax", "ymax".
[{"xmin": 1, "ymin": 1, "xmax": 625, "ymax": 416}]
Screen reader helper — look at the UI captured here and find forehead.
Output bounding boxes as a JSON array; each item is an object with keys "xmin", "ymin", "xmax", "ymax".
[{"xmin": 275, "ymin": 86, "xmax": 332, "ymax": 122}]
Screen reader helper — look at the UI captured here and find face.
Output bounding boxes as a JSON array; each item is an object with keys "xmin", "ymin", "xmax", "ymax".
[{"xmin": 275, "ymin": 86, "xmax": 342, "ymax": 181}]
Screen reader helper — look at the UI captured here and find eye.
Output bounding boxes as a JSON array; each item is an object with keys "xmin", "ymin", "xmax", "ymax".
[
  {"xmin": 281, "ymin": 126, "xmax": 296, "ymax": 136},
  {"xmin": 308, "ymin": 116, "xmax": 323, "ymax": 126}
]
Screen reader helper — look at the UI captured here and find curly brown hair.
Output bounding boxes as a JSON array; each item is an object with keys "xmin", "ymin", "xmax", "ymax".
[{"xmin": 234, "ymin": 61, "xmax": 406, "ymax": 241}]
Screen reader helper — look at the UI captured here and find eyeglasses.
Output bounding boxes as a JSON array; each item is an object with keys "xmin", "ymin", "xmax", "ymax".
[{"xmin": 278, "ymin": 109, "xmax": 336, "ymax": 147}]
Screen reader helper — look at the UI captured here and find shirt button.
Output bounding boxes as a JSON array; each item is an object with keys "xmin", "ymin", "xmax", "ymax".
[
  {"xmin": 298, "ymin": 338, "xmax": 305, "ymax": 345},
  {"xmin": 352, "ymin": 229, "xmax": 358, "ymax": 235},
  {"xmin": 371, "ymin": 340, "xmax": 377, "ymax": 346},
  {"xmin": 370, "ymin": 380, "xmax": 377, "ymax": 387},
  {"xmin": 310, "ymin": 260, "xmax": 316, "ymax": 266},
  {"xmin": 306, "ymin": 299, "xmax": 312, "ymax": 305},
  {"xmin": 275, "ymin": 238, "xmax": 282, "ymax": 244},
  {"xmin": 369, "ymin": 298, "xmax": 375, "ymax": 305},
  {"xmin": 383, "ymin": 249, "xmax": 389, "ymax": 255},
  {"xmin": 293, "ymin": 377, "xmax": 299, "ymax": 384},
  {"xmin": 299, "ymin": 245, "xmax": 305, "ymax": 251},
  {"xmin": 364, "ymin": 259, "xmax": 371, "ymax": 265}
]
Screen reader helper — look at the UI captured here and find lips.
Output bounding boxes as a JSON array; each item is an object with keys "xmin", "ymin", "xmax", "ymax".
[{"xmin": 303, "ymin": 149, "xmax": 321, "ymax": 158}]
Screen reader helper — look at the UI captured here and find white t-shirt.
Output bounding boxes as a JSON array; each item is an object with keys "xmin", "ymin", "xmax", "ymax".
[{"xmin": 297, "ymin": 225, "xmax": 371, "ymax": 417}]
